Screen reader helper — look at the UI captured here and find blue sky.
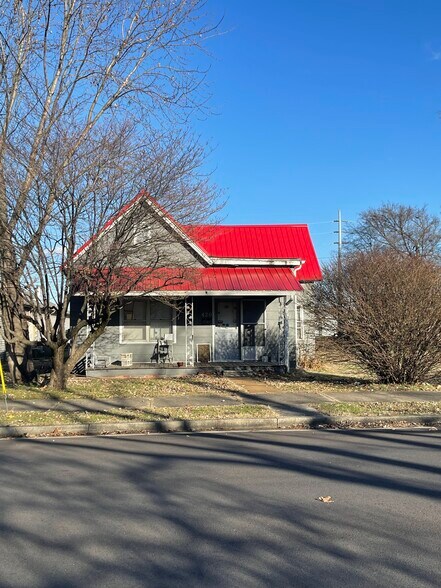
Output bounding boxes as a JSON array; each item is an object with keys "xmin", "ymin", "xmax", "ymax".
[{"xmin": 196, "ymin": 0, "xmax": 441, "ymax": 263}]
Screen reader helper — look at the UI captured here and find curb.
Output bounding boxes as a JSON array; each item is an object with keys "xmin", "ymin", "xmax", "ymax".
[{"xmin": 0, "ymin": 413, "xmax": 441, "ymax": 439}]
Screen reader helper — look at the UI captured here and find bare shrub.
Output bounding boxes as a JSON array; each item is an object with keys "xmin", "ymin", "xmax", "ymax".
[
  {"xmin": 309, "ymin": 251, "xmax": 441, "ymax": 384},
  {"xmin": 297, "ymin": 349, "xmax": 323, "ymax": 371}
]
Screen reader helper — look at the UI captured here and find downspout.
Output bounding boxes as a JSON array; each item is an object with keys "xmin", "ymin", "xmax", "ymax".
[
  {"xmin": 293, "ymin": 293, "xmax": 299, "ymax": 369},
  {"xmin": 291, "ymin": 262, "xmax": 304, "ymax": 371},
  {"xmin": 85, "ymin": 300, "xmax": 95, "ymax": 370}
]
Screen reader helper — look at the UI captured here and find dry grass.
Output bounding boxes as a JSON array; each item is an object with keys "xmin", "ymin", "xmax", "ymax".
[
  {"xmin": 262, "ymin": 374, "xmax": 441, "ymax": 394},
  {"xmin": 3, "ymin": 337, "xmax": 441, "ymax": 402},
  {"xmin": 0, "ymin": 404, "xmax": 276, "ymax": 426},
  {"xmin": 4, "ymin": 374, "xmax": 246, "ymax": 401},
  {"xmin": 314, "ymin": 401, "xmax": 441, "ymax": 417},
  {"xmin": 262, "ymin": 337, "xmax": 441, "ymax": 394}
]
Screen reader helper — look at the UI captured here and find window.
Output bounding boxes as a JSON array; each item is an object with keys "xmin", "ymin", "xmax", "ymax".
[
  {"xmin": 216, "ymin": 300, "xmax": 239, "ymax": 327},
  {"xmin": 194, "ymin": 297, "xmax": 213, "ymax": 325},
  {"xmin": 122, "ymin": 299, "xmax": 173, "ymax": 342},
  {"xmin": 123, "ymin": 300, "xmax": 147, "ymax": 341},
  {"xmin": 149, "ymin": 299, "xmax": 173, "ymax": 340},
  {"xmin": 296, "ymin": 305, "xmax": 304, "ymax": 340},
  {"xmin": 133, "ymin": 227, "xmax": 151, "ymax": 245}
]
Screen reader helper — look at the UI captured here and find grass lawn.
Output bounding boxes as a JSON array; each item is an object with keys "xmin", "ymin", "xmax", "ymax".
[
  {"xmin": 261, "ymin": 338, "xmax": 441, "ymax": 394},
  {"xmin": 262, "ymin": 373, "xmax": 441, "ymax": 394},
  {"xmin": 3, "ymin": 374, "xmax": 246, "ymax": 401},
  {"xmin": 0, "ymin": 404, "xmax": 276, "ymax": 426},
  {"xmin": 313, "ymin": 401, "xmax": 441, "ymax": 417},
  {"xmin": 3, "ymin": 336, "xmax": 441, "ymax": 401}
]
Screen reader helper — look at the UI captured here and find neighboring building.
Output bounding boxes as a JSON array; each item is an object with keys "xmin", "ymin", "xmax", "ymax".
[{"xmin": 71, "ymin": 194, "xmax": 322, "ymax": 375}]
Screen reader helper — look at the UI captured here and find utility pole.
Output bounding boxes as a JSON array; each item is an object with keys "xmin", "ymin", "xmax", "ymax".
[
  {"xmin": 335, "ymin": 209, "xmax": 343, "ymax": 268},
  {"xmin": 334, "ymin": 210, "xmax": 346, "ymax": 336}
]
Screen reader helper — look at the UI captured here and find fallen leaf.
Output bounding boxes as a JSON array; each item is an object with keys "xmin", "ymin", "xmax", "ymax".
[{"xmin": 317, "ymin": 496, "xmax": 334, "ymax": 503}]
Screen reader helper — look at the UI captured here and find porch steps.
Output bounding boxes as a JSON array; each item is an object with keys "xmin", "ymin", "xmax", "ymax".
[{"xmin": 215, "ymin": 364, "xmax": 286, "ymax": 378}]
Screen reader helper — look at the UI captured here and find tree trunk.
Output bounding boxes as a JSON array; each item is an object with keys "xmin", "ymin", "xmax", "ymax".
[
  {"xmin": 48, "ymin": 347, "xmax": 68, "ymax": 390},
  {"xmin": 1, "ymin": 267, "xmax": 34, "ymax": 384},
  {"xmin": 5, "ymin": 340, "xmax": 34, "ymax": 385}
]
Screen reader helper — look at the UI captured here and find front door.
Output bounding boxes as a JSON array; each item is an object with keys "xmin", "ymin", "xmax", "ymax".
[
  {"xmin": 214, "ymin": 299, "xmax": 240, "ymax": 360},
  {"xmin": 242, "ymin": 299, "xmax": 266, "ymax": 360}
]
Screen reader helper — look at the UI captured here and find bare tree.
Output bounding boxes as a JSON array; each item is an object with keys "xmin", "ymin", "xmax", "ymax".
[
  {"xmin": 0, "ymin": 0, "xmax": 219, "ymax": 385},
  {"xmin": 10, "ymin": 126, "xmax": 219, "ymax": 389},
  {"xmin": 309, "ymin": 251, "xmax": 441, "ymax": 384},
  {"xmin": 347, "ymin": 203, "xmax": 441, "ymax": 261}
]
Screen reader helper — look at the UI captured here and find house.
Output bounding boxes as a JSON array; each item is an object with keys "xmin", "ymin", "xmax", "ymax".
[{"xmin": 71, "ymin": 194, "xmax": 322, "ymax": 376}]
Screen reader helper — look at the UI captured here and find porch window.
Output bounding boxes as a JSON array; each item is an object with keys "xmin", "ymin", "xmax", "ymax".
[
  {"xmin": 123, "ymin": 300, "xmax": 147, "ymax": 341},
  {"xmin": 194, "ymin": 297, "xmax": 213, "ymax": 325},
  {"xmin": 149, "ymin": 299, "xmax": 173, "ymax": 340},
  {"xmin": 242, "ymin": 299, "xmax": 265, "ymax": 347},
  {"xmin": 122, "ymin": 299, "xmax": 173, "ymax": 342}
]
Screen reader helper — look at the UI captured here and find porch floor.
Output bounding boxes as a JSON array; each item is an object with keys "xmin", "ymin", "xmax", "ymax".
[{"xmin": 85, "ymin": 361, "xmax": 286, "ymax": 378}]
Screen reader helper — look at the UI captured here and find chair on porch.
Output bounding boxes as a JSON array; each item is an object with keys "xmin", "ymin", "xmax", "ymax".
[
  {"xmin": 90, "ymin": 353, "xmax": 112, "ymax": 369},
  {"xmin": 152, "ymin": 334, "xmax": 174, "ymax": 363}
]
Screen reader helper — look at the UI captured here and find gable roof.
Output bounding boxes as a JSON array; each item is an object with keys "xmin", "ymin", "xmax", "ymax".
[
  {"xmin": 72, "ymin": 191, "xmax": 322, "ymax": 285},
  {"xmin": 185, "ymin": 224, "xmax": 322, "ymax": 282},
  {"xmin": 72, "ymin": 191, "xmax": 212, "ymax": 266}
]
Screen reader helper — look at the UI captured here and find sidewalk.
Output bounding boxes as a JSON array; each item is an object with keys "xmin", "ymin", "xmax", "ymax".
[
  {"xmin": 2, "ymin": 377, "xmax": 441, "ymax": 439},
  {"xmin": 4, "ymin": 378, "xmax": 441, "ymax": 416}
]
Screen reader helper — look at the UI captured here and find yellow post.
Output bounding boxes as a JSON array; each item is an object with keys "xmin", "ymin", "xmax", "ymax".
[
  {"xmin": 0, "ymin": 360, "xmax": 8, "ymax": 412},
  {"xmin": 0, "ymin": 361, "xmax": 6, "ymax": 395}
]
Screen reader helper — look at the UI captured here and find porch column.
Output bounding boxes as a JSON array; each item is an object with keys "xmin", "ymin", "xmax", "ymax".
[
  {"xmin": 85, "ymin": 301, "xmax": 96, "ymax": 369},
  {"xmin": 184, "ymin": 297, "xmax": 194, "ymax": 367},
  {"xmin": 278, "ymin": 297, "xmax": 290, "ymax": 372},
  {"xmin": 284, "ymin": 296, "xmax": 290, "ymax": 372}
]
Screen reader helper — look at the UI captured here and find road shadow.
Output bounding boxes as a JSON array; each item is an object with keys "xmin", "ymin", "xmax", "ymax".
[{"xmin": 0, "ymin": 429, "xmax": 440, "ymax": 586}]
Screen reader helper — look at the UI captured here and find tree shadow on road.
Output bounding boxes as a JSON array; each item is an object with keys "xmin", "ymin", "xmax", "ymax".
[{"xmin": 0, "ymin": 429, "xmax": 440, "ymax": 587}]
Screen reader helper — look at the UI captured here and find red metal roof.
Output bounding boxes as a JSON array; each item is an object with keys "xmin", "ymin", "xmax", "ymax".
[
  {"xmin": 106, "ymin": 267, "xmax": 302, "ymax": 293},
  {"xmin": 185, "ymin": 225, "xmax": 322, "ymax": 282},
  {"xmin": 72, "ymin": 193, "xmax": 322, "ymax": 285}
]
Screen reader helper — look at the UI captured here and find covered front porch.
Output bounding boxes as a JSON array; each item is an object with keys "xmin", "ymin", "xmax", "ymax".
[
  {"xmin": 84, "ymin": 294, "xmax": 298, "ymax": 375},
  {"xmin": 85, "ymin": 360, "xmax": 288, "ymax": 378}
]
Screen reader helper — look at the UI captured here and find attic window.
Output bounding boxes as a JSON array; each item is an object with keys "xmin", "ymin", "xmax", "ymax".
[{"xmin": 133, "ymin": 227, "xmax": 151, "ymax": 246}]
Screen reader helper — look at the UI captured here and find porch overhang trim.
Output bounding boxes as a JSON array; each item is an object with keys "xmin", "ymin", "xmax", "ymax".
[
  {"xmin": 210, "ymin": 257, "xmax": 303, "ymax": 267},
  {"xmin": 122, "ymin": 290, "xmax": 302, "ymax": 297}
]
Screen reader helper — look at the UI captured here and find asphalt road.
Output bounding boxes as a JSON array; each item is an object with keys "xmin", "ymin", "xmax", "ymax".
[{"xmin": 0, "ymin": 429, "xmax": 440, "ymax": 588}]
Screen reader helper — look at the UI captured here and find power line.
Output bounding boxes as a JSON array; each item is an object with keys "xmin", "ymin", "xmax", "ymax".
[
  {"xmin": 307, "ymin": 220, "xmax": 334, "ymax": 226},
  {"xmin": 310, "ymin": 231, "xmax": 336, "ymax": 236}
]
